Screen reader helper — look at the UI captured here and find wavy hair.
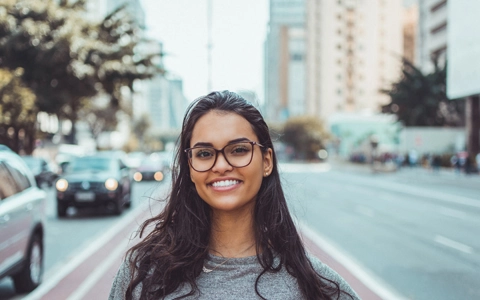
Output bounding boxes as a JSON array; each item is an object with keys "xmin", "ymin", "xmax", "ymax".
[{"xmin": 125, "ymin": 91, "xmax": 351, "ymax": 299}]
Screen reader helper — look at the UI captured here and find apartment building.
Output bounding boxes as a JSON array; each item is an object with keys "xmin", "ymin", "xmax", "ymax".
[
  {"xmin": 305, "ymin": 0, "xmax": 403, "ymax": 121},
  {"xmin": 416, "ymin": 0, "xmax": 447, "ymax": 73}
]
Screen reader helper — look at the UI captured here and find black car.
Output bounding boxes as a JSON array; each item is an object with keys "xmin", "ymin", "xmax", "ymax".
[
  {"xmin": 0, "ymin": 146, "xmax": 46, "ymax": 293},
  {"xmin": 55, "ymin": 154, "xmax": 132, "ymax": 217},
  {"xmin": 132, "ymin": 155, "xmax": 166, "ymax": 182},
  {"xmin": 21, "ymin": 156, "xmax": 59, "ymax": 187}
]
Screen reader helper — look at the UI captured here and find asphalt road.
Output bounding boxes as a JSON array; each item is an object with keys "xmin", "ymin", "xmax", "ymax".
[
  {"xmin": 1, "ymin": 162, "xmax": 479, "ymax": 299},
  {"xmin": 281, "ymin": 162, "xmax": 480, "ymax": 300}
]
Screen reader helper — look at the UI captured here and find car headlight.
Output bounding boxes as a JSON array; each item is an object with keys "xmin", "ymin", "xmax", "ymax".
[
  {"xmin": 56, "ymin": 179, "xmax": 68, "ymax": 192},
  {"xmin": 133, "ymin": 172, "xmax": 142, "ymax": 182},
  {"xmin": 154, "ymin": 171, "xmax": 164, "ymax": 181},
  {"xmin": 105, "ymin": 178, "xmax": 118, "ymax": 191}
]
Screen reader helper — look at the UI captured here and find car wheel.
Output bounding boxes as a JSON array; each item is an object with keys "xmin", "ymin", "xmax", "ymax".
[
  {"xmin": 57, "ymin": 203, "xmax": 67, "ymax": 218},
  {"xmin": 124, "ymin": 192, "xmax": 132, "ymax": 209},
  {"xmin": 113, "ymin": 199, "xmax": 123, "ymax": 215},
  {"xmin": 13, "ymin": 233, "xmax": 43, "ymax": 293},
  {"xmin": 106, "ymin": 198, "xmax": 123, "ymax": 215}
]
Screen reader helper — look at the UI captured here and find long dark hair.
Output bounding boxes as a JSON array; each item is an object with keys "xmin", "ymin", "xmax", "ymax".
[{"xmin": 126, "ymin": 91, "xmax": 349, "ymax": 299}]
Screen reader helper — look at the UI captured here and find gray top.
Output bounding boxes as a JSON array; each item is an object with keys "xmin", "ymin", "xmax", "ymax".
[{"xmin": 109, "ymin": 253, "xmax": 360, "ymax": 300}]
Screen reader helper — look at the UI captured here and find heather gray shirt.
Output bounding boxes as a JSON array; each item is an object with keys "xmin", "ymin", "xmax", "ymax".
[{"xmin": 109, "ymin": 254, "xmax": 359, "ymax": 300}]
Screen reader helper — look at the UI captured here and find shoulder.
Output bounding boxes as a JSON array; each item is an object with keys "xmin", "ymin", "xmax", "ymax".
[
  {"xmin": 307, "ymin": 254, "xmax": 360, "ymax": 300},
  {"xmin": 109, "ymin": 257, "xmax": 142, "ymax": 300}
]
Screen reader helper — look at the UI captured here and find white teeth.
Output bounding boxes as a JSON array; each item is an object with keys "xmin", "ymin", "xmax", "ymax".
[{"xmin": 211, "ymin": 180, "xmax": 239, "ymax": 187}]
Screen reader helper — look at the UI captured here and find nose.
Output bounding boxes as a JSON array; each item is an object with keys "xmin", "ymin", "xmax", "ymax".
[{"xmin": 211, "ymin": 151, "xmax": 233, "ymax": 173}]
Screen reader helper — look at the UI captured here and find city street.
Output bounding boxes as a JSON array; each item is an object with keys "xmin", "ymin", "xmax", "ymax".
[
  {"xmin": 282, "ymin": 161, "xmax": 480, "ymax": 300},
  {"xmin": 1, "ymin": 162, "xmax": 479, "ymax": 299}
]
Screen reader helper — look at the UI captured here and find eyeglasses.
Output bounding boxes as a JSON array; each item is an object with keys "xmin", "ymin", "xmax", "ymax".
[{"xmin": 184, "ymin": 140, "xmax": 264, "ymax": 172}]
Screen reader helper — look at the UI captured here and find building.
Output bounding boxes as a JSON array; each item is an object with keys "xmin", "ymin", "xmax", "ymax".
[
  {"xmin": 416, "ymin": 0, "xmax": 447, "ymax": 73},
  {"xmin": 132, "ymin": 41, "xmax": 188, "ymax": 135},
  {"xmin": 403, "ymin": 3, "xmax": 418, "ymax": 64},
  {"xmin": 264, "ymin": 0, "xmax": 306, "ymax": 122},
  {"xmin": 305, "ymin": 0, "xmax": 403, "ymax": 121},
  {"xmin": 136, "ymin": 75, "xmax": 188, "ymax": 134}
]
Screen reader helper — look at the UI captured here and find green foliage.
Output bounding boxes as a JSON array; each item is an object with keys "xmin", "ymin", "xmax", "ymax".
[
  {"xmin": 282, "ymin": 116, "xmax": 329, "ymax": 160},
  {"xmin": 0, "ymin": 67, "xmax": 37, "ymax": 152},
  {"xmin": 382, "ymin": 58, "xmax": 464, "ymax": 127},
  {"xmin": 0, "ymin": 0, "xmax": 163, "ymax": 144}
]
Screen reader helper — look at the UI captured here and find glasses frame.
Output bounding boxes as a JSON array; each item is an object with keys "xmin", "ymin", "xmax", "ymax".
[{"xmin": 184, "ymin": 140, "xmax": 264, "ymax": 172}]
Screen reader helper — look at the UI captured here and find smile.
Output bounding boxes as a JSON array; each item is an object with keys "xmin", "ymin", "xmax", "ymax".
[{"xmin": 211, "ymin": 180, "xmax": 240, "ymax": 187}]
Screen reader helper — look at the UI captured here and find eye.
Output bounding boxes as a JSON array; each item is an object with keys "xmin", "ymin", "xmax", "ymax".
[
  {"xmin": 194, "ymin": 148, "xmax": 215, "ymax": 159},
  {"xmin": 229, "ymin": 144, "xmax": 251, "ymax": 156}
]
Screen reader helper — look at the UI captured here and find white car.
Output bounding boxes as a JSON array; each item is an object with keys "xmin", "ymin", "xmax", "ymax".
[{"xmin": 0, "ymin": 146, "xmax": 46, "ymax": 293}]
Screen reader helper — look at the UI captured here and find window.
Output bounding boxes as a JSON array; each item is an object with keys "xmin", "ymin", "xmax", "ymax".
[
  {"xmin": 431, "ymin": 0, "xmax": 447, "ymax": 12},
  {"xmin": 431, "ymin": 21, "xmax": 447, "ymax": 35},
  {"xmin": 291, "ymin": 53, "xmax": 303, "ymax": 61},
  {"xmin": 0, "ymin": 162, "xmax": 21, "ymax": 199}
]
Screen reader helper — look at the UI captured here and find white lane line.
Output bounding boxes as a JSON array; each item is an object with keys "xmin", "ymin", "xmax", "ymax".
[
  {"xmin": 23, "ymin": 201, "xmax": 152, "ymax": 300},
  {"xmin": 438, "ymin": 206, "xmax": 467, "ymax": 219},
  {"xmin": 66, "ymin": 239, "xmax": 129, "ymax": 300},
  {"xmin": 298, "ymin": 222, "xmax": 408, "ymax": 300},
  {"xmin": 434, "ymin": 235, "xmax": 473, "ymax": 254},
  {"xmin": 330, "ymin": 172, "xmax": 480, "ymax": 209}
]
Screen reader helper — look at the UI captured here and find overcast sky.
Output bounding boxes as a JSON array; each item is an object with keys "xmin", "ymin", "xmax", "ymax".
[{"xmin": 140, "ymin": 0, "xmax": 269, "ymax": 102}]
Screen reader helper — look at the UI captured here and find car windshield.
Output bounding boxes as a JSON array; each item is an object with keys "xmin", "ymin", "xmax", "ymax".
[
  {"xmin": 67, "ymin": 157, "xmax": 116, "ymax": 173},
  {"xmin": 21, "ymin": 157, "xmax": 43, "ymax": 173}
]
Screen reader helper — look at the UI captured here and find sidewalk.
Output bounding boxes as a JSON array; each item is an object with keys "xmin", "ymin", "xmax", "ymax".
[{"xmin": 327, "ymin": 157, "xmax": 480, "ymax": 181}]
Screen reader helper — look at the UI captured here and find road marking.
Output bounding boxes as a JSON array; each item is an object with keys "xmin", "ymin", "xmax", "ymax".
[
  {"xmin": 23, "ymin": 200, "xmax": 152, "ymax": 300},
  {"xmin": 330, "ymin": 171, "xmax": 480, "ymax": 209},
  {"xmin": 438, "ymin": 206, "xmax": 467, "ymax": 219},
  {"xmin": 434, "ymin": 235, "xmax": 473, "ymax": 254},
  {"xmin": 66, "ymin": 239, "xmax": 129, "ymax": 300},
  {"xmin": 298, "ymin": 222, "xmax": 408, "ymax": 300}
]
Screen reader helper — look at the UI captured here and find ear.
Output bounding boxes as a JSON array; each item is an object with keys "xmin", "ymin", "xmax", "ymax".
[{"xmin": 263, "ymin": 148, "xmax": 273, "ymax": 177}]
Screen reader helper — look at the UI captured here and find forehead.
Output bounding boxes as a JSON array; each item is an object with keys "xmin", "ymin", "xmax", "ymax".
[{"xmin": 190, "ymin": 111, "xmax": 257, "ymax": 147}]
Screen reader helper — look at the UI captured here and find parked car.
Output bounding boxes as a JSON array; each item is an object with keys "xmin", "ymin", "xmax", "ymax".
[
  {"xmin": 55, "ymin": 154, "xmax": 131, "ymax": 217},
  {"xmin": 133, "ymin": 154, "xmax": 166, "ymax": 182},
  {"xmin": 21, "ymin": 156, "xmax": 59, "ymax": 187},
  {"xmin": 0, "ymin": 146, "xmax": 46, "ymax": 293}
]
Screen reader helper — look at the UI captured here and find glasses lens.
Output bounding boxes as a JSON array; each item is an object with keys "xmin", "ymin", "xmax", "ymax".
[
  {"xmin": 190, "ymin": 148, "xmax": 216, "ymax": 171},
  {"xmin": 224, "ymin": 142, "xmax": 253, "ymax": 168}
]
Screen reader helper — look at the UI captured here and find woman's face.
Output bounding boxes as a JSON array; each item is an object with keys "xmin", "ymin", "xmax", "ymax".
[{"xmin": 188, "ymin": 110, "xmax": 272, "ymax": 215}]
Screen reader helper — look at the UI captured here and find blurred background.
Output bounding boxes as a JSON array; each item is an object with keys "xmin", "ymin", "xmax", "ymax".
[{"xmin": 1, "ymin": 0, "xmax": 480, "ymax": 299}]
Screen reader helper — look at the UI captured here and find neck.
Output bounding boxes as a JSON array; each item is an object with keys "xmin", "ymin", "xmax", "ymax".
[{"xmin": 209, "ymin": 210, "xmax": 256, "ymax": 258}]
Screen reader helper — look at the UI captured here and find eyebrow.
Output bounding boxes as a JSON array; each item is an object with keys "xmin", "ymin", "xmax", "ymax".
[{"xmin": 192, "ymin": 137, "xmax": 251, "ymax": 148}]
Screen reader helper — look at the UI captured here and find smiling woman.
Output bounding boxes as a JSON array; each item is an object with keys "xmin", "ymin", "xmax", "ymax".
[{"xmin": 109, "ymin": 91, "xmax": 359, "ymax": 300}]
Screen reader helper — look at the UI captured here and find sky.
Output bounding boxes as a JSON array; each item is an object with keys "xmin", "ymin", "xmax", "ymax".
[{"xmin": 140, "ymin": 0, "xmax": 269, "ymax": 102}]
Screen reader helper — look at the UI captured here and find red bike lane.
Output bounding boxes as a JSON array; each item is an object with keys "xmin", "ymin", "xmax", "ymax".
[{"xmin": 24, "ymin": 203, "xmax": 393, "ymax": 300}]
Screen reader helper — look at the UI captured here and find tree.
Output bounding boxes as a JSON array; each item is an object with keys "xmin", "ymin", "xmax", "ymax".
[
  {"xmin": 0, "ymin": 68, "xmax": 37, "ymax": 153},
  {"xmin": 282, "ymin": 116, "xmax": 330, "ymax": 160},
  {"xmin": 382, "ymin": 58, "xmax": 464, "ymax": 127},
  {"xmin": 0, "ymin": 0, "xmax": 163, "ymax": 146}
]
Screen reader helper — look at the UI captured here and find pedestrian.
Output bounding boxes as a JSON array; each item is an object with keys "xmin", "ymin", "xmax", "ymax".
[{"xmin": 109, "ymin": 91, "xmax": 359, "ymax": 299}]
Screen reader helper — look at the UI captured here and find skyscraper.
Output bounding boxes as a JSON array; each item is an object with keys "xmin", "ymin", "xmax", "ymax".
[
  {"xmin": 306, "ymin": 0, "xmax": 403, "ymax": 121},
  {"xmin": 264, "ymin": 0, "xmax": 306, "ymax": 122}
]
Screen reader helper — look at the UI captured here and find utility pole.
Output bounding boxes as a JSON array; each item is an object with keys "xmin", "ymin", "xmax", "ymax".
[{"xmin": 207, "ymin": 0, "xmax": 213, "ymax": 92}]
